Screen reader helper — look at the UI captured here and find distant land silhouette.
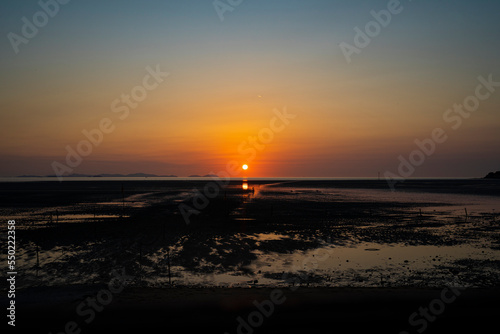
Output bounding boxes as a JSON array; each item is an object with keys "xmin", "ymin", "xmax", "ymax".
[
  {"xmin": 485, "ymin": 171, "xmax": 500, "ymax": 179},
  {"xmin": 18, "ymin": 173, "xmax": 177, "ymax": 178}
]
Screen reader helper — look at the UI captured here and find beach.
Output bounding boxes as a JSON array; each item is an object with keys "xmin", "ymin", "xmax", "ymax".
[{"xmin": 1, "ymin": 178, "xmax": 500, "ymax": 333}]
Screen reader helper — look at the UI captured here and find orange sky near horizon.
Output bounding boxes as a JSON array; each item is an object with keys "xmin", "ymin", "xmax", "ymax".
[{"xmin": 1, "ymin": 0, "xmax": 499, "ymax": 177}]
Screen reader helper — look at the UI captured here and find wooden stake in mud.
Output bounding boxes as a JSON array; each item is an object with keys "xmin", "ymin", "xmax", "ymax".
[
  {"xmin": 36, "ymin": 245, "xmax": 40, "ymax": 276},
  {"xmin": 122, "ymin": 184, "xmax": 125, "ymax": 215},
  {"xmin": 139, "ymin": 243, "xmax": 142, "ymax": 271},
  {"xmin": 167, "ymin": 247, "xmax": 171, "ymax": 285},
  {"xmin": 465, "ymin": 207, "xmax": 468, "ymax": 222},
  {"xmin": 163, "ymin": 222, "xmax": 166, "ymax": 241}
]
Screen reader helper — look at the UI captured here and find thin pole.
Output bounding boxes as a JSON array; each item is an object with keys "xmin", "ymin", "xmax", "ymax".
[
  {"xmin": 167, "ymin": 247, "xmax": 171, "ymax": 285},
  {"xmin": 139, "ymin": 243, "xmax": 142, "ymax": 271},
  {"xmin": 36, "ymin": 245, "xmax": 40, "ymax": 276},
  {"xmin": 122, "ymin": 184, "xmax": 125, "ymax": 216}
]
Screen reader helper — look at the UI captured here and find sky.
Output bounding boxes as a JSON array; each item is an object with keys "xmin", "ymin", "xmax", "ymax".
[{"xmin": 1, "ymin": 0, "xmax": 499, "ymax": 177}]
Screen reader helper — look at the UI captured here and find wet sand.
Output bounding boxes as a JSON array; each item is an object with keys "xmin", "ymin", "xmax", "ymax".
[{"xmin": 11, "ymin": 286, "xmax": 500, "ymax": 333}]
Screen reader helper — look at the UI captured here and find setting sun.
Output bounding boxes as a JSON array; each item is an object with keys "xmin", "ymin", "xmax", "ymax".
[{"xmin": 242, "ymin": 164, "xmax": 249, "ymax": 171}]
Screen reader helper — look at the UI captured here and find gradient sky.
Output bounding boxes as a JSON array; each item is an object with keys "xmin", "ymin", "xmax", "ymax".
[{"xmin": 1, "ymin": 0, "xmax": 499, "ymax": 177}]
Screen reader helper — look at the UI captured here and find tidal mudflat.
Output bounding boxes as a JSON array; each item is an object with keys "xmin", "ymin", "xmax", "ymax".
[
  {"xmin": 2, "ymin": 179, "xmax": 500, "ymax": 288},
  {"xmin": 1, "ymin": 178, "xmax": 499, "ymax": 333}
]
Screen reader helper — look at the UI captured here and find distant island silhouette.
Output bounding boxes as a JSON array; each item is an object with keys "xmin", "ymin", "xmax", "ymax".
[
  {"xmin": 17, "ymin": 173, "xmax": 224, "ymax": 178},
  {"xmin": 485, "ymin": 171, "xmax": 500, "ymax": 179},
  {"xmin": 19, "ymin": 173, "xmax": 178, "ymax": 178}
]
